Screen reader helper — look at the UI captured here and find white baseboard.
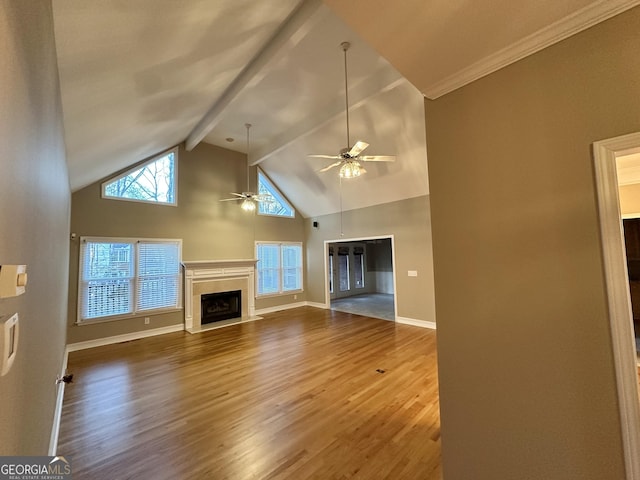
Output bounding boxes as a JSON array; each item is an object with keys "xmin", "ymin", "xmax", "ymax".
[
  {"xmin": 49, "ymin": 346, "xmax": 69, "ymax": 456},
  {"xmin": 305, "ymin": 301, "xmax": 328, "ymax": 309},
  {"xmin": 396, "ymin": 316, "xmax": 437, "ymax": 330},
  {"xmin": 255, "ymin": 301, "xmax": 308, "ymax": 316},
  {"xmin": 66, "ymin": 324, "xmax": 184, "ymax": 352}
]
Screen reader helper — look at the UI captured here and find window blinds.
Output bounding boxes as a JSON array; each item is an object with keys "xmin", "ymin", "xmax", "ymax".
[
  {"xmin": 79, "ymin": 238, "xmax": 181, "ymax": 322},
  {"xmin": 136, "ymin": 241, "xmax": 181, "ymax": 311},
  {"xmin": 256, "ymin": 242, "xmax": 302, "ymax": 295}
]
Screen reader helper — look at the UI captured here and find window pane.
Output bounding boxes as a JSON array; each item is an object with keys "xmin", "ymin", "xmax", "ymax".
[
  {"xmin": 257, "ymin": 244, "xmax": 281, "ymax": 295},
  {"xmin": 138, "ymin": 275, "xmax": 179, "ymax": 311},
  {"xmin": 103, "ymin": 150, "xmax": 176, "ymax": 205},
  {"xmin": 137, "ymin": 242, "xmax": 181, "ymax": 311},
  {"xmin": 329, "ymin": 254, "xmax": 334, "ymax": 293},
  {"xmin": 255, "ymin": 242, "xmax": 302, "ymax": 295},
  {"xmin": 84, "ymin": 242, "xmax": 133, "ymax": 279},
  {"xmin": 257, "ymin": 171, "xmax": 294, "ymax": 217},
  {"xmin": 282, "ymin": 268, "xmax": 301, "ymax": 291},
  {"xmin": 79, "ymin": 238, "xmax": 181, "ymax": 321},
  {"xmin": 339, "ymin": 254, "xmax": 349, "ymax": 291},
  {"xmin": 258, "ymin": 269, "xmax": 280, "ymax": 295},
  {"xmin": 282, "ymin": 245, "xmax": 302, "ymax": 291},
  {"xmin": 354, "ymin": 253, "xmax": 365, "ymax": 289},
  {"xmin": 83, "ymin": 279, "xmax": 132, "ymax": 319}
]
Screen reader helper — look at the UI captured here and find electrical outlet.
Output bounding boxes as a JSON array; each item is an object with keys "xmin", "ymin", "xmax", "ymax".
[{"xmin": 144, "ymin": 317, "xmax": 150, "ymax": 325}]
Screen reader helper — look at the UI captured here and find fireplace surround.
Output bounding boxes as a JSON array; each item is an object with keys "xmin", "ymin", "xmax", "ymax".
[{"xmin": 182, "ymin": 259, "xmax": 258, "ymax": 333}]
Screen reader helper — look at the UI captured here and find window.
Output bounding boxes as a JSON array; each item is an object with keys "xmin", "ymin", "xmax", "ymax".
[
  {"xmin": 329, "ymin": 249, "xmax": 334, "ymax": 294},
  {"xmin": 102, "ymin": 147, "xmax": 177, "ymax": 205},
  {"xmin": 338, "ymin": 252, "xmax": 350, "ymax": 292},
  {"xmin": 78, "ymin": 237, "xmax": 182, "ymax": 322},
  {"xmin": 257, "ymin": 170, "xmax": 294, "ymax": 218},
  {"xmin": 354, "ymin": 247, "xmax": 365, "ymax": 289},
  {"xmin": 256, "ymin": 242, "xmax": 302, "ymax": 296}
]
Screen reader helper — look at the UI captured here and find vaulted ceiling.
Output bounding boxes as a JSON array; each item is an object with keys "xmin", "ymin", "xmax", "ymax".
[{"xmin": 52, "ymin": 0, "xmax": 640, "ymax": 218}]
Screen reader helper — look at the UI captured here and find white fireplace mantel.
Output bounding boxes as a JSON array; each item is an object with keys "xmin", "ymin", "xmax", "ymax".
[{"xmin": 182, "ymin": 259, "xmax": 258, "ymax": 333}]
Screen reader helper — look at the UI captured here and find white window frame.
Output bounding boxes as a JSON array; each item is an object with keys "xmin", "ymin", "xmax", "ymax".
[
  {"xmin": 257, "ymin": 169, "xmax": 295, "ymax": 218},
  {"xmin": 77, "ymin": 236, "xmax": 183, "ymax": 324},
  {"xmin": 255, "ymin": 241, "xmax": 303, "ymax": 297},
  {"xmin": 101, "ymin": 147, "xmax": 178, "ymax": 206}
]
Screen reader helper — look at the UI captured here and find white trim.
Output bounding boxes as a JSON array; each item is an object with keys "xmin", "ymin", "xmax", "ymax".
[
  {"xmin": 305, "ymin": 301, "xmax": 328, "ymax": 309},
  {"xmin": 183, "ymin": 260, "xmax": 257, "ymax": 332},
  {"xmin": 255, "ymin": 301, "xmax": 307, "ymax": 315},
  {"xmin": 396, "ymin": 316, "xmax": 437, "ymax": 330},
  {"xmin": 425, "ymin": 0, "xmax": 640, "ymax": 98},
  {"xmin": 48, "ymin": 346, "xmax": 69, "ymax": 456},
  {"xmin": 101, "ymin": 146, "xmax": 179, "ymax": 206},
  {"xmin": 66, "ymin": 324, "xmax": 183, "ymax": 352},
  {"xmin": 593, "ymin": 131, "xmax": 640, "ymax": 480},
  {"xmin": 78, "ymin": 237, "xmax": 183, "ymax": 323},
  {"xmin": 256, "ymin": 169, "xmax": 296, "ymax": 218},
  {"xmin": 255, "ymin": 241, "xmax": 303, "ymax": 297},
  {"xmin": 323, "ymin": 235, "xmax": 397, "ymax": 315}
]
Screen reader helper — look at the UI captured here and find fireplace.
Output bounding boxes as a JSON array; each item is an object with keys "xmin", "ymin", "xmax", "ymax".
[
  {"xmin": 201, "ymin": 290, "xmax": 241, "ymax": 324},
  {"xmin": 182, "ymin": 259, "xmax": 258, "ymax": 333}
]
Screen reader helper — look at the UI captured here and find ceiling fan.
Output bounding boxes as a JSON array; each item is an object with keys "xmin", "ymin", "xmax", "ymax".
[
  {"xmin": 309, "ymin": 42, "xmax": 396, "ymax": 179},
  {"xmin": 220, "ymin": 123, "xmax": 273, "ymax": 211}
]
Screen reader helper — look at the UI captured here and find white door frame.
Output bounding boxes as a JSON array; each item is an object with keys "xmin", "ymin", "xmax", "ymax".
[
  {"xmin": 593, "ymin": 132, "xmax": 640, "ymax": 480},
  {"xmin": 322, "ymin": 235, "xmax": 397, "ymax": 320}
]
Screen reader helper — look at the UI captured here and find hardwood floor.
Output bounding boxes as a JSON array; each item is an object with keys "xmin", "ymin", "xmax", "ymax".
[{"xmin": 58, "ymin": 307, "xmax": 442, "ymax": 479}]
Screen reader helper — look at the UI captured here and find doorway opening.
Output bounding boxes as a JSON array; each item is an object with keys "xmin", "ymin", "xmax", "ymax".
[
  {"xmin": 593, "ymin": 132, "xmax": 640, "ymax": 479},
  {"xmin": 324, "ymin": 236, "xmax": 396, "ymax": 321},
  {"xmin": 621, "ymin": 217, "xmax": 640, "ymax": 363}
]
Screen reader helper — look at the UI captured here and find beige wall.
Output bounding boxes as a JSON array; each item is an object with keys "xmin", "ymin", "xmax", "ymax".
[
  {"xmin": 305, "ymin": 195, "xmax": 436, "ymax": 323},
  {"xmin": 423, "ymin": 9, "xmax": 640, "ymax": 480},
  {"xmin": 68, "ymin": 142, "xmax": 305, "ymax": 344},
  {"xmin": 620, "ymin": 183, "xmax": 640, "ymax": 217},
  {"xmin": 0, "ymin": 2, "xmax": 71, "ymax": 455}
]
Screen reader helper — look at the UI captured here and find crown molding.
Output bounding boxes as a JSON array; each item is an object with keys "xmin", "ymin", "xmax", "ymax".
[{"xmin": 424, "ymin": 0, "xmax": 640, "ymax": 99}]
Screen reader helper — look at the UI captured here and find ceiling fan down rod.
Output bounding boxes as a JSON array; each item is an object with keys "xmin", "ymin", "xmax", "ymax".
[
  {"xmin": 342, "ymin": 41, "xmax": 351, "ymax": 151},
  {"xmin": 245, "ymin": 123, "xmax": 251, "ymax": 192}
]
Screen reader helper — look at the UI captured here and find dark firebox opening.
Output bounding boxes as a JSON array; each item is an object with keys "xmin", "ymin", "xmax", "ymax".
[{"xmin": 201, "ymin": 290, "xmax": 241, "ymax": 324}]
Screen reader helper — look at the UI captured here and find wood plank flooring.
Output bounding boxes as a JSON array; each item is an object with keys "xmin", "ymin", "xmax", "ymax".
[{"xmin": 58, "ymin": 307, "xmax": 442, "ymax": 479}]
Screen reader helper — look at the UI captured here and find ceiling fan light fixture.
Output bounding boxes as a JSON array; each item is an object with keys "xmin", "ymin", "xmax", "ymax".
[
  {"xmin": 308, "ymin": 42, "xmax": 395, "ymax": 177},
  {"xmin": 339, "ymin": 160, "xmax": 362, "ymax": 179},
  {"xmin": 241, "ymin": 198, "xmax": 256, "ymax": 211}
]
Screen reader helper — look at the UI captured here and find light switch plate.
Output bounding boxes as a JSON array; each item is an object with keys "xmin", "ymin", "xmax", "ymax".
[
  {"xmin": 1, "ymin": 313, "xmax": 19, "ymax": 376},
  {"xmin": 0, "ymin": 265, "xmax": 27, "ymax": 298}
]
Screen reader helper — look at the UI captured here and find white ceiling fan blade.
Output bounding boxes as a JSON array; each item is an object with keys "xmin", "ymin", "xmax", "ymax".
[
  {"xmin": 251, "ymin": 193, "xmax": 276, "ymax": 203},
  {"xmin": 219, "ymin": 197, "xmax": 244, "ymax": 202},
  {"xmin": 318, "ymin": 161, "xmax": 342, "ymax": 173},
  {"xmin": 348, "ymin": 140, "xmax": 369, "ymax": 157},
  {"xmin": 308, "ymin": 154, "xmax": 341, "ymax": 159},
  {"xmin": 359, "ymin": 155, "xmax": 396, "ymax": 162}
]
